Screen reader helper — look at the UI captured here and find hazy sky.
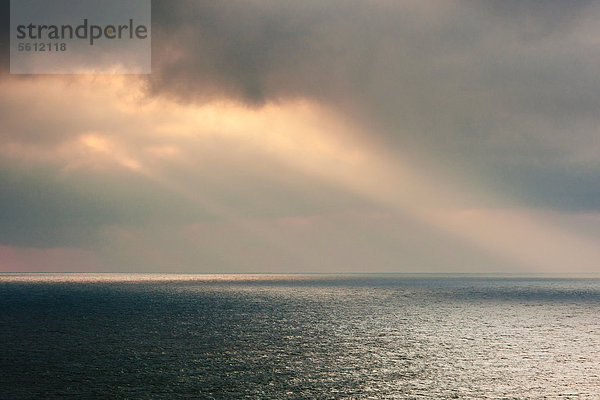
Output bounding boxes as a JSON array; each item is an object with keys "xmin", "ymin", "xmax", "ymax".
[{"xmin": 2, "ymin": 0, "xmax": 600, "ymax": 273}]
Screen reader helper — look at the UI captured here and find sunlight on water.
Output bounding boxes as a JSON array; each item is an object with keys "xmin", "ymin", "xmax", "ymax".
[
  {"xmin": 1, "ymin": 274, "xmax": 600, "ymax": 398},
  {"xmin": 0, "ymin": 273, "xmax": 328, "ymax": 283}
]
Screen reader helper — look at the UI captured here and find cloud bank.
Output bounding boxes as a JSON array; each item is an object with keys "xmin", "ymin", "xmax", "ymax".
[{"xmin": 2, "ymin": 0, "xmax": 600, "ymax": 272}]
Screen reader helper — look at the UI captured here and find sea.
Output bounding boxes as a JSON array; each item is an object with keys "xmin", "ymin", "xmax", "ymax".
[{"xmin": 1, "ymin": 273, "xmax": 599, "ymax": 399}]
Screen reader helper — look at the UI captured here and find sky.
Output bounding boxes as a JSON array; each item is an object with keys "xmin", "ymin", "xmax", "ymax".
[{"xmin": 2, "ymin": 0, "xmax": 600, "ymax": 273}]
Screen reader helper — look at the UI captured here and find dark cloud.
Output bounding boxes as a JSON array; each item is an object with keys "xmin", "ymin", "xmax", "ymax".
[
  {"xmin": 148, "ymin": 0, "xmax": 600, "ymax": 211},
  {"xmin": 148, "ymin": 0, "xmax": 598, "ymax": 109},
  {"xmin": 483, "ymin": 164, "xmax": 600, "ymax": 212}
]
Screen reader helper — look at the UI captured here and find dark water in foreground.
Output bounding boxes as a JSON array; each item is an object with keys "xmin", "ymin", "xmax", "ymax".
[{"xmin": 1, "ymin": 274, "xmax": 600, "ymax": 399}]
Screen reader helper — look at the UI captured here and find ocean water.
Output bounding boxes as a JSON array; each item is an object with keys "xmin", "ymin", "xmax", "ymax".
[{"xmin": 1, "ymin": 274, "xmax": 599, "ymax": 399}]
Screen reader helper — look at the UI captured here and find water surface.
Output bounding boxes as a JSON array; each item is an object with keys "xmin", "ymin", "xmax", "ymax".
[{"xmin": 1, "ymin": 274, "xmax": 599, "ymax": 398}]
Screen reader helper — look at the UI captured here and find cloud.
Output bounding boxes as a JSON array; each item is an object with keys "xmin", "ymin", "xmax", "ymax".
[
  {"xmin": 2, "ymin": 1, "xmax": 600, "ymax": 272},
  {"xmin": 146, "ymin": 0, "xmax": 600, "ymax": 211},
  {"xmin": 0, "ymin": 77, "xmax": 378, "ymax": 251}
]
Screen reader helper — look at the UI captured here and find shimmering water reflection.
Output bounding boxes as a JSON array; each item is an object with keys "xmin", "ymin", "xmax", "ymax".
[{"xmin": 1, "ymin": 274, "xmax": 599, "ymax": 398}]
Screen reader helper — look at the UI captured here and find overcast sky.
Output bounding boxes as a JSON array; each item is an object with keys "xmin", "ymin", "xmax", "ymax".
[{"xmin": 2, "ymin": 0, "xmax": 600, "ymax": 273}]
